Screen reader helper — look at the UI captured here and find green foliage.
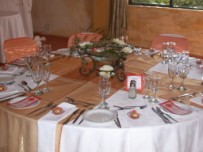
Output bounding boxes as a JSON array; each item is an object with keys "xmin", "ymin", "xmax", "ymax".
[{"xmin": 130, "ymin": 0, "xmax": 203, "ymax": 9}]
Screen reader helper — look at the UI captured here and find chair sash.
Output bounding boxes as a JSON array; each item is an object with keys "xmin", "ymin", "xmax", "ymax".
[{"xmin": 3, "ymin": 37, "xmax": 38, "ymax": 63}]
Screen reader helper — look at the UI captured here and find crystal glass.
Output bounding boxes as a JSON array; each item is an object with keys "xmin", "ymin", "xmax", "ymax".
[
  {"xmin": 149, "ymin": 74, "xmax": 161, "ymax": 103},
  {"xmin": 143, "ymin": 71, "xmax": 153, "ymax": 99},
  {"xmin": 161, "ymin": 42, "xmax": 169, "ymax": 64},
  {"xmin": 42, "ymin": 63, "xmax": 51, "ymax": 93},
  {"xmin": 24, "ymin": 56, "xmax": 33, "ymax": 77},
  {"xmin": 31, "ymin": 63, "xmax": 43, "ymax": 95},
  {"xmin": 177, "ymin": 64, "xmax": 190, "ymax": 91},
  {"xmin": 168, "ymin": 62, "xmax": 177, "ymax": 89},
  {"xmin": 97, "ymin": 81, "xmax": 111, "ymax": 109}
]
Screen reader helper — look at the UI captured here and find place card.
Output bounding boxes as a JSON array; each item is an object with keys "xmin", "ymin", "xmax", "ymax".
[{"xmin": 125, "ymin": 73, "xmax": 144, "ymax": 91}]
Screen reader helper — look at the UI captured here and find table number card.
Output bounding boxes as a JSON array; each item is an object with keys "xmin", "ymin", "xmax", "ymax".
[{"xmin": 125, "ymin": 73, "xmax": 144, "ymax": 91}]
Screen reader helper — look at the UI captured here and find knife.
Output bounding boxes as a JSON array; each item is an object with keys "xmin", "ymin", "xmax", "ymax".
[
  {"xmin": 152, "ymin": 107, "xmax": 171, "ymax": 124},
  {"xmin": 156, "ymin": 107, "xmax": 178, "ymax": 123},
  {"xmin": 73, "ymin": 109, "xmax": 86, "ymax": 124},
  {"xmin": 63, "ymin": 109, "xmax": 80, "ymax": 124}
]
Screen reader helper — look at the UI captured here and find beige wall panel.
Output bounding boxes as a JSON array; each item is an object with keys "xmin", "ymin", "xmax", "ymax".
[
  {"xmin": 32, "ymin": 0, "xmax": 93, "ymax": 37},
  {"xmin": 127, "ymin": 6, "xmax": 203, "ymax": 57}
]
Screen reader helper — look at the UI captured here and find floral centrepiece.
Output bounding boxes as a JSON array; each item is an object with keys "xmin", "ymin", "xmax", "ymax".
[
  {"xmin": 99, "ymin": 65, "xmax": 115, "ymax": 78},
  {"xmin": 71, "ymin": 38, "xmax": 134, "ymax": 59},
  {"xmin": 71, "ymin": 38, "xmax": 134, "ymax": 81}
]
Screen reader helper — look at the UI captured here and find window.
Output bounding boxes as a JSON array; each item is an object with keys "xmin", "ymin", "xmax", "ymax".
[{"xmin": 129, "ymin": 0, "xmax": 203, "ymax": 10}]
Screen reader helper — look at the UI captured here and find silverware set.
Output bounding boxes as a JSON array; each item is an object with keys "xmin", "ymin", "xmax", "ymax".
[
  {"xmin": 27, "ymin": 102, "xmax": 57, "ymax": 116},
  {"xmin": 65, "ymin": 97, "xmax": 95, "ymax": 107},
  {"xmin": 152, "ymin": 107, "xmax": 178, "ymax": 124}
]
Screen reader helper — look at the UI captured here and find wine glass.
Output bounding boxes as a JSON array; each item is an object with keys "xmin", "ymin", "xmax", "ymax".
[
  {"xmin": 31, "ymin": 63, "xmax": 43, "ymax": 95},
  {"xmin": 42, "ymin": 63, "xmax": 51, "ymax": 93},
  {"xmin": 177, "ymin": 64, "xmax": 190, "ymax": 91},
  {"xmin": 149, "ymin": 74, "xmax": 161, "ymax": 103},
  {"xmin": 168, "ymin": 62, "xmax": 177, "ymax": 90},
  {"xmin": 97, "ymin": 81, "xmax": 111, "ymax": 109}
]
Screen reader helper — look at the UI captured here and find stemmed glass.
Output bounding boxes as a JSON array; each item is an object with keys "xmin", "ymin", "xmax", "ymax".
[
  {"xmin": 97, "ymin": 80, "xmax": 111, "ymax": 109},
  {"xmin": 24, "ymin": 56, "xmax": 33, "ymax": 77},
  {"xmin": 168, "ymin": 62, "xmax": 177, "ymax": 90},
  {"xmin": 149, "ymin": 74, "xmax": 161, "ymax": 103},
  {"xmin": 177, "ymin": 64, "xmax": 190, "ymax": 91},
  {"xmin": 161, "ymin": 42, "xmax": 169, "ymax": 64},
  {"xmin": 143, "ymin": 71, "xmax": 153, "ymax": 99},
  {"xmin": 42, "ymin": 63, "xmax": 51, "ymax": 93},
  {"xmin": 31, "ymin": 63, "xmax": 43, "ymax": 95}
]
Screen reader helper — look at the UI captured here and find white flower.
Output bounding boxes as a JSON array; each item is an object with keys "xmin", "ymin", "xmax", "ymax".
[
  {"xmin": 79, "ymin": 42, "xmax": 92, "ymax": 47},
  {"xmin": 121, "ymin": 47, "xmax": 133, "ymax": 54},
  {"xmin": 112, "ymin": 38, "xmax": 126, "ymax": 45},
  {"xmin": 33, "ymin": 36, "xmax": 46, "ymax": 47},
  {"xmin": 99, "ymin": 65, "xmax": 114, "ymax": 78},
  {"xmin": 100, "ymin": 65, "xmax": 114, "ymax": 71}
]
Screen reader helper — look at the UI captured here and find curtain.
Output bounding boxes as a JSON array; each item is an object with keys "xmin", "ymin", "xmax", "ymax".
[{"xmin": 109, "ymin": 0, "xmax": 127, "ymax": 38}]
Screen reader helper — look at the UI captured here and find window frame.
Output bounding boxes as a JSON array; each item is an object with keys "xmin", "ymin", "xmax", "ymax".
[{"xmin": 128, "ymin": 0, "xmax": 203, "ymax": 10}]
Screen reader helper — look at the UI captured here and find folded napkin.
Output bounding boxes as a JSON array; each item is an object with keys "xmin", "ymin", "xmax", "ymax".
[
  {"xmin": 37, "ymin": 102, "xmax": 77, "ymax": 152},
  {"xmin": 0, "ymin": 65, "xmax": 18, "ymax": 74},
  {"xmin": 0, "ymin": 85, "xmax": 22, "ymax": 99},
  {"xmin": 191, "ymin": 96, "xmax": 203, "ymax": 106},
  {"xmin": 8, "ymin": 95, "xmax": 40, "ymax": 108},
  {"xmin": 159, "ymin": 100, "xmax": 192, "ymax": 115}
]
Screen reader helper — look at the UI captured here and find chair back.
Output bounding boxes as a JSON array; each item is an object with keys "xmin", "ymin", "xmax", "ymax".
[
  {"xmin": 67, "ymin": 32, "xmax": 102, "ymax": 48},
  {"xmin": 151, "ymin": 34, "xmax": 189, "ymax": 52},
  {"xmin": 3, "ymin": 37, "xmax": 38, "ymax": 63}
]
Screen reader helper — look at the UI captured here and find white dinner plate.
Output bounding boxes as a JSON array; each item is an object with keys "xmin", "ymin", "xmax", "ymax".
[
  {"xmin": 161, "ymin": 102, "xmax": 193, "ymax": 117},
  {"xmin": 83, "ymin": 109, "xmax": 116, "ymax": 125},
  {"xmin": 8, "ymin": 96, "xmax": 41, "ymax": 110},
  {"xmin": 0, "ymin": 76, "xmax": 15, "ymax": 85}
]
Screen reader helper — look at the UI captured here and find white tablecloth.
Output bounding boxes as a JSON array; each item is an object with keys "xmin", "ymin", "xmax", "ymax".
[
  {"xmin": 59, "ymin": 90, "xmax": 203, "ymax": 152},
  {"xmin": 0, "ymin": 10, "xmax": 26, "ymax": 63}
]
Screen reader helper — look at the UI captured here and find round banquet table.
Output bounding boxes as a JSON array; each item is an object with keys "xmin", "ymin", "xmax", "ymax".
[
  {"xmin": 0, "ymin": 55, "xmax": 203, "ymax": 152},
  {"xmin": 0, "ymin": 10, "xmax": 26, "ymax": 63}
]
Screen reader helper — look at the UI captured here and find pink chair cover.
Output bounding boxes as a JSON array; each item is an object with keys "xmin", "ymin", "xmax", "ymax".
[
  {"xmin": 67, "ymin": 32, "xmax": 102, "ymax": 48},
  {"xmin": 3, "ymin": 37, "xmax": 38, "ymax": 63},
  {"xmin": 151, "ymin": 34, "xmax": 189, "ymax": 52}
]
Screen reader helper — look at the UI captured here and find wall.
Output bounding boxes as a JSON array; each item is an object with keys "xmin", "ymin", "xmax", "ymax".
[
  {"xmin": 92, "ymin": 1, "xmax": 203, "ymax": 57},
  {"xmin": 32, "ymin": 0, "xmax": 93, "ymax": 37},
  {"xmin": 127, "ymin": 5, "xmax": 203, "ymax": 57}
]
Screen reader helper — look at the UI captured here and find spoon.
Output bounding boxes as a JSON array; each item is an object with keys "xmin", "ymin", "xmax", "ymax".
[{"xmin": 21, "ymin": 81, "xmax": 32, "ymax": 91}]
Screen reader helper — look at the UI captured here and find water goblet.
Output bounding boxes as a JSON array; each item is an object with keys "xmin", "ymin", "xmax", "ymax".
[
  {"xmin": 177, "ymin": 64, "xmax": 190, "ymax": 91},
  {"xmin": 31, "ymin": 63, "xmax": 43, "ymax": 95},
  {"xmin": 148, "ymin": 74, "xmax": 161, "ymax": 103},
  {"xmin": 42, "ymin": 63, "xmax": 51, "ymax": 93},
  {"xmin": 168, "ymin": 62, "xmax": 177, "ymax": 90},
  {"xmin": 97, "ymin": 81, "xmax": 111, "ymax": 109}
]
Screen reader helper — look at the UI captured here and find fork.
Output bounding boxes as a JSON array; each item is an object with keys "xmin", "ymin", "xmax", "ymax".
[{"xmin": 113, "ymin": 105, "xmax": 147, "ymax": 110}]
